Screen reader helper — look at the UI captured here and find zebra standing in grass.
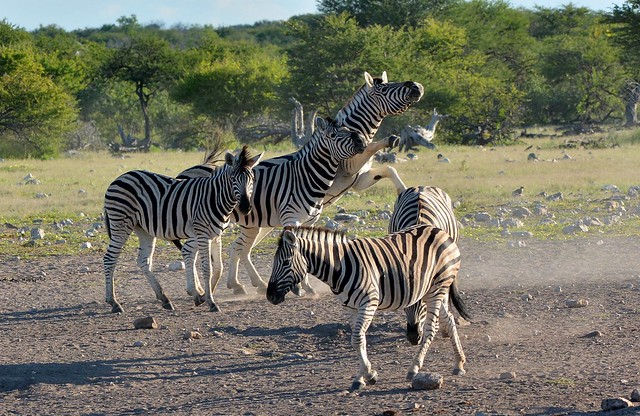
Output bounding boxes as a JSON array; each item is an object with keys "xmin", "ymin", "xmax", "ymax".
[
  {"xmin": 266, "ymin": 225, "xmax": 471, "ymax": 391},
  {"xmin": 103, "ymin": 146, "xmax": 262, "ymax": 313},
  {"xmin": 388, "ymin": 185, "xmax": 463, "ymax": 347},
  {"xmin": 178, "ymin": 71, "xmax": 424, "ymax": 296},
  {"xmin": 177, "ymin": 116, "xmax": 366, "ymax": 297}
]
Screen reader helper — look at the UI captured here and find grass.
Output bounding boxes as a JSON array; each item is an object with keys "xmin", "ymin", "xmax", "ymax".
[{"xmin": 1, "ymin": 126, "xmax": 639, "ymax": 258}]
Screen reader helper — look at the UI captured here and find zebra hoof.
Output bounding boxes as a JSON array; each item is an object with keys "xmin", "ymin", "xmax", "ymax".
[
  {"xmin": 366, "ymin": 371, "xmax": 378, "ymax": 385},
  {"xmin": 349, "ymin": 380, "xmax": 365, "ymax": 391},
  {"xmin": 406, "ymin": 371, "xmax": 417, "ymax": 381},
  {"xmin": 231, "ymin": 286, "xmax": 248, "ymax": 295},
  {"xmin": 194, "ymin": 295, "xmax": 206, "ymax": 306},
  {"xmin": 453, "ymin": 368, "xmax": 466, "ymax": 376},
  {"xmin": 209, "ymin": 302, "xmax": 221, "ymax": 312},
  {"xmin": 111, "ymin": 303, "xmax": 124, "ymax": 314},
  {"xmin": 162, "ymin": 300, "xmax": 175, "ymax": 311},
  {"xmin": 291, "ymin": 285, "xmax": 304, "ymax": 297},
  {"xmin": 388, "ymin": 134, "xmax": 400, "ymax": 149}
]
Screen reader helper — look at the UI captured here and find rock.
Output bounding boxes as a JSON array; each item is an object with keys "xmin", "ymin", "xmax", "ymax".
[
  {"xmin": 411, "ymin": 372, "xmax": 443, "ymax": 390},
  {"xmin": 503, "ymin": 218, "xmax": 524, "ymax": 228},
  {"xmin": 133, "ymin": 340, "xmax": 147, "ymax": 347},
  {"xmin": 554, "ymin": 286, "xmax": 562, "ymax": 293},
  {"xmin": 168, "ymin": 260, "xmax": 185, "ymax": 271},
  {"xmin": 133, "ymin": 316, "xmax": 158, "ymax": 330},
  {"xmin": 80, "ymin": 242, "xmax": 92, "ymax": 249},
  {"xmin": 512, "ymin": 207, "xmax": 532, "ymax": 218},
  {"xmin": 30, "ymin": 228, "xmax": 45, "ymax": 240},
  {"xmin": 601, "ymin": 398, "xmax": 633, "ymax": 411},
  {"xmin": 565, "ymin": 299, "xmax": 589, "ymax": 308},
  {"xmin": 563, "ymin": 224, "xmax": 588, "ymax": 235},
  {"xmin": 581, "ymin": 330, "xmax": 603, "ymax": 338},
  {"xmin": 527, "ymin": 152, "xmax": 539, "ymax": 161},
  {"xmin": 521, "ymin": 294, "xmax": 533, "ymax": 301},
  {"xmin": 546, "ymin": 192, "xmax": 564, "ymax": 201},
  {"xmin": 601, "ymin": 184, "xmax": 621, "ymax": 193},
  {"xmin": 474, "ymin": 212, "xmax": 492, "ymax": 222},
  {"xmin": 334, "ymin": 213, "xmax": 359, "ymax": 222},
  {"xmin": 631, "ymin": 389, "xmax": 640, "ymax": 402},
  {"xmin": 183, "ymin": 331, "xmax": 203, "ymax": 340},
  {"xmin": 500, "ymin": 372, "xmax": 517, "ymax": 380}
]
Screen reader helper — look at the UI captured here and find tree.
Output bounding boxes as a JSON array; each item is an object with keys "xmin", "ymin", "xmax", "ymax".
[
  {"xmin": 0, "ymin": 43, "xmax": 77, "ymax": 158},
  {"xmin": 604, "ymin": 0, "xmax": 640, "ymax": 125},
  {"xmin": 100, "ymin": 33, "xmax": 181, "ymax": 150}
]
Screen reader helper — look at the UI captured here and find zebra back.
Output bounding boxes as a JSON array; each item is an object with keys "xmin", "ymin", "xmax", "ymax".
[
  {"xmin": 389, "ymin": 186, "xmax": 459, "ymax": 243},
  {"xmin": 268, "ymin": 224, "xmax": 460, "ymax": 311}
]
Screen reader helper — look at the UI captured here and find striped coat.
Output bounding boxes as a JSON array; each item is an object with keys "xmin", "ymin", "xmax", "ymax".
[
  {"xmin": 103, "ymin": 147, "xmax": 261, "ymax": 313},
  {"xmin": 267, "ymin": 225, "xmax": 469, "ymax": 390}
]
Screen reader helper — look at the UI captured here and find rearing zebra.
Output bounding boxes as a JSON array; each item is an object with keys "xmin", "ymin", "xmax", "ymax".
[
  {"xmin": 266, "ymin": 225, "xmax": 470, "ymax": 391},
  {"xmin": 389, "ymin": 185, "xmax": 462, "ymax": 346},
  {"xmin": 103, "ymin": 146, "xmax": 262, "ymax": 313},
  {"xmin": 178, "ymin": 71, "xmax": 424, "ymax": 296}
]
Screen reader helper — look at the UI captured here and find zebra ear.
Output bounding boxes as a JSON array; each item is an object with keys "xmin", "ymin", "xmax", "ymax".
[
  {"xmin": 364, "ymin": 71, "xmax": 374, "ymax": 88},
  {"xmin": 381, "ymin": 71, "xmax": 388, "ymax": 83},
  {"xmin": 224, "ymin": 151, "xmax": 234, "ymax": 166},
  {"xmin": 282, "ymin": 229, "xmax": 297, "ymax": 247},
  {"xmin": 247, "ymin": 152, "xmax": 263, "ymax": 168},
  {"xmin": 315, "ymin": 116, "xmax": 328, "ymax": 131}
]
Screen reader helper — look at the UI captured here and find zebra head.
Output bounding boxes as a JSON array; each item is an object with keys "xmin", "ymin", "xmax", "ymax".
[
  {"xmin": 315, "ymin": 116, "xmax": 366, "ymax": 160},
  {"xmin": 362, "ymin": 71, "xmax": 424, "ymax": 116},
  {"xmin": 266, "ymin": 228, "xmax": 308, "ymax": 305},
  {"xmin": 225, "ymin": 146, "xmax": 262, "ymax": 215}
]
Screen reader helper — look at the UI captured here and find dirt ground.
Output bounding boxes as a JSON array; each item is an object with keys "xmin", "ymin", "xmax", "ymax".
[{"xmin": 1, "ymin": 235, "xmax": 639, "ymax": 416}]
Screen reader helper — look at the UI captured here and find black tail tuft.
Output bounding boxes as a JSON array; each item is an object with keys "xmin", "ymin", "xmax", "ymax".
[{"xmin": 449, "ymin": 279, "xmax": 472, "ymax": 322}]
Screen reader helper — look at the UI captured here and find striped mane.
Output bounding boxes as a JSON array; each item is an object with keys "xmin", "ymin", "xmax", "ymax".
[{"xmin": 279, "ymin": 226, "xmax": 350, "ymax": 247}]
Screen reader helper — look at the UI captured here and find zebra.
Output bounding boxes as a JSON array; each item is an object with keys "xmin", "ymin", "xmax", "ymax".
[
  {"xmin": 103, "ymin": 146, "xmax": 262, "ymax": 314},
  {"xmin": 388, "ymin": 185, "xmax": 462, "ymax": 347},
  {"xmin": 178, "ymin": 71, "xmax": 424, "ymax": 296},
  {"xmin": 176, "ymin": 116, "xmax": 366, "ymax": 298},
  {"xmin": 266, "ymin": 225, "xmax": 471, "ymax": 391}
]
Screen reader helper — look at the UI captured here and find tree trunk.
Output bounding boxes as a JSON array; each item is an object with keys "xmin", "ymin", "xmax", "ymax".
[
  {"xmin": 288, "ymin": 97, "xmax": 318, "ymax": 147},
  {"xmin": 136, "ymin": 82, "xmax": 152, "ymax": 150},
  {"xmin": 624, "ymin": 81, "xmax": 639, "ymax": 127}
]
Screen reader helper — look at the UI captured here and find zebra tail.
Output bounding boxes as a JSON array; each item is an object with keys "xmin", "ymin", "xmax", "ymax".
[
  {"xmin": 104, "ymin": 211, "xmax": 112, "ymax": 240},
  {"xmin": 172, "ymin": 240, "xmax": 183, "ymax": 250},
  {"xmin": 449, "ymin": 279, "xmax": 472, "ymax": 322}
]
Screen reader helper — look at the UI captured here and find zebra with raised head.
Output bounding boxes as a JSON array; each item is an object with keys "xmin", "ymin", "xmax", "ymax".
[
  {"xmin": 177, "ymin": 116, "xmax": 366, "ymax": 298},
  {"xmin": 388, "ymin": 185, "xmax": 462, "ymax": 346},
  {"xmin": 266, "ymin": 225, "xmax": 471, "ymax": 391},
  {"xmin": 178, "ymin": 71, "xmax": 423, "ymax": 296},
  {"xmin": 103, "ymin": 146, "xmax": 262, "ymax": 313}
]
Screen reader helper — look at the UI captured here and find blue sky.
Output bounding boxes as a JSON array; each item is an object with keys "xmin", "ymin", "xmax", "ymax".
[{"xmin": 1, "ymin": 0, "xmax": 624, "ymax": 32}]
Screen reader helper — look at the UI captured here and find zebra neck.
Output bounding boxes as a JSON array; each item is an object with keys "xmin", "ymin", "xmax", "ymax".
[
  {"xmin": 300, "ymin": 143, "xmax": 341, "ymax": 173},
  {"xmin": 299, "ymin": 238, "xmax": 345, "ymax": 288},
  {"xmin": 334, "ymin": 90, "xmax": 384, "ymax": 140}
]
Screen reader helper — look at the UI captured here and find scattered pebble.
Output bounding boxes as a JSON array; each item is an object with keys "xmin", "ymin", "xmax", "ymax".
[
  {"xmin": 601, "ymin": 398, "xmax": 633, "ymax": 411},
  {"xmin": 500, "ymin": 372, "xmax": 517, "ymax": 380},
  {"xmin": 411, "ymin": 372, "xmax": 443, "ymax": 390},
  {"xmin": 565, "ymin": 299, "xmax": 589, "ymax": 308},
  {"xmin": 133, "ymin": 316, "xmax": 158, "ymax": 330}
]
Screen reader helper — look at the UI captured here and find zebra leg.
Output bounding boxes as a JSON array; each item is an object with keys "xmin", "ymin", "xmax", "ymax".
[
  {"xmin": 135, "ymin": 230, "xmax": 174, "ymax": 311},
  {"xmin": 104, "ymin": 239, "xmax": 126, "ymax": 314},
  {"xmin": 406, "ymin": 291, "xmax": 447, "ymax": 381},
  {"xmin": 352, "ymin": 166, "xmax": 407, "ymax": 194},
  {"xmin": 182, "ymin": 238, "xmax": 205, "ymax": 306},
  {"xmin": 227, "ymin": 226, "xmax": 269, "ymax": 294},
  {"xmin": 439, "ymin": 297, "xmax": 466, "ymax": 375},
  {"xmin": 349, "ymin": 304, "xmax": 379, "ymax": 391},
  {"xmin": 404, "ymin": 302, "xmax": 424, "ymax": 345},
  {"xmin": 199, "ymin": 235, "xmax": 223, "ymax": 312}
]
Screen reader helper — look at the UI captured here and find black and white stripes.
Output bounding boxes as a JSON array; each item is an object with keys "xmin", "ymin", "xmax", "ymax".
[
  {"xmin": 103, "ymin": 146, "xmax": 261, "ymax": 313},
  {"xmin": 266, "ymin": 225, "xmax": 469, "ymax": 390}
]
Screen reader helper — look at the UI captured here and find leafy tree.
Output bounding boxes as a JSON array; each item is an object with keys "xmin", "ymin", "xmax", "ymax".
[
  {"xmin": 100, "ymin": 32, "xmax": 181, "ymax": 149},
  {"xmin": 172, "ymin": 37, "xmax": 288, "ymax": 138},
  {"xmin": 0, "ymin": 43, "xmax": 77, "ymax": 158},
  {"xmin": 604, "ymin": 0, "xmax": 640, "ymax": 125},
  {"xmin": 317, "ymin": 0, "xmax": 457, "ymax": 27}
]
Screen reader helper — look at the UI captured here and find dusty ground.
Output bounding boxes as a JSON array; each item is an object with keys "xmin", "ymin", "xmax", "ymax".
[{"xmin": 1, "ymin": 235, "xmax": 639, "ymax": 416}]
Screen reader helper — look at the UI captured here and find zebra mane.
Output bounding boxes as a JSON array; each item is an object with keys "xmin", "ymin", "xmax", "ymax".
[
  {"xmin": 279, "ymin": 225, "xmax": 350, "ymax": 247},
  {"xmin": 201, "ymin": 141, "xmax": 224, "ymax": 166},
  {"xmin": 236, "ymin": 145, "xmax": 256, "ymax": 170}
]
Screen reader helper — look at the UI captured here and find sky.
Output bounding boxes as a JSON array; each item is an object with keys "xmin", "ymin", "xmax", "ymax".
[{"xmin": 1, "ymin": 0, "xmax": 624, "ymax": 32}]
